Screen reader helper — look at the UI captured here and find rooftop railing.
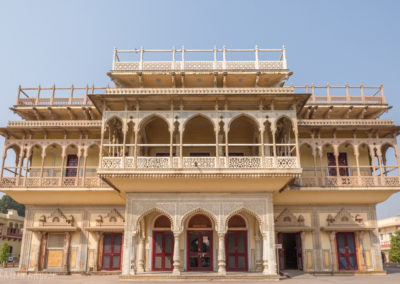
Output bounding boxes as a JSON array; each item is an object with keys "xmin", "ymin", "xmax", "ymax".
[
  {"xmin": 294, "ymin": 84, "xmax": 386, "ymax": 105},
  {"xmin": 13, "ymin": 84, "xmax": 386, "ymax": 107},
  {"xmin": 15, "ymin": 85, "xmax": 106, "ymax": 107},
  {"xmin": 111, "ymin": 46, "xmax": 288, "ymax": 71}
]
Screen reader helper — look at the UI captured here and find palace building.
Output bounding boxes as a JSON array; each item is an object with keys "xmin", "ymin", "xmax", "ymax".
[{"xmin": 0, "ymin": 46, "xmax": 398, "ymax": 279}]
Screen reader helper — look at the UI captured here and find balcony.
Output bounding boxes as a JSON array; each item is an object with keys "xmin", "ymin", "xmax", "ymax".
[
  {"xmin": 294, "ymin": 167, "xmax": 400, "ymax": 188},
  {"xmin": 101, "ymin": 156, "xmax": 298, "ymax": 170}
]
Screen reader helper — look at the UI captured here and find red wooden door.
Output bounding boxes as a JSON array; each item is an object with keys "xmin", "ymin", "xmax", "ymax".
[
  {"xmin": 226, "ymin": 230, "xmax": 248, "ymax": 271},
  {"xmin": 65, "ymin": 154, "xmax": 78, "ymax": 177},
  {"xmin": 187, "ymin": 231, "xmax": 213, "ymax": 271},
  {"xmin": 336, "ymin": 232, "xmax": 358, "ymax": 270},
  {"xmin": 102, "ymin": 233, "xmax": 122, "ymax": 270},
  {"xmin": 152, "ymin": 231, "xmax": 174, "ymax": 271}
]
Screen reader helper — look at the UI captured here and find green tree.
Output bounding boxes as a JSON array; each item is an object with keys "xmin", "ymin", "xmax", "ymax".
[
  {"xmin": 389, "ymin": 230, "xmax": 400, "ymax": 263},
  {"xmin": 0, "ymin": 242, "xmax": 10, "ymax": 265},
  {"xmin": 0, "ymin": 195, "xmax": 25, "ymax": 217}
]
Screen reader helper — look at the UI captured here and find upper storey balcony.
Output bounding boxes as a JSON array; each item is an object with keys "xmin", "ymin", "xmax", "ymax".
[
  {"xmin": 108, "ymin": 46, "xmax": 290, "ymax": 88},
  {"xmin": 97, "ymin": 109, "xmax": 301, "ymax": 192}
]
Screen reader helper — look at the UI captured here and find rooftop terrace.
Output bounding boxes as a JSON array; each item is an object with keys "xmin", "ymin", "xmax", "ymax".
[{"xmin": 111, "ymin": 46, "xmax": 288, "ymax": 72}]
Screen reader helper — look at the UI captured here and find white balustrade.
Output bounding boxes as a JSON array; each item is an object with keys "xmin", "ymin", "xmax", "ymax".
[
  {"xmin": 102, "ymin": 157, "xmax": 123, "ymax": 169},
  {"xmin": 182, "ymin": 157, "xmax": 216, "ymax": 168},
  {"xmin": 228, "ymin": 156, "xmax": 262, "ymax": 169},
  {"xmin": 276, "ymin": 157, "xmax": 298, "ymax": 169},
  {"xmin": 137, "ymin": 157, "xmax": 170, "ymax": 169}
]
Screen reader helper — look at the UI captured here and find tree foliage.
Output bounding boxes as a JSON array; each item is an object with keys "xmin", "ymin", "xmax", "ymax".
[
  {"xmin": 0, "ymin": 195, "xmax": 25, "ymax": 217},
  {"xmin": 389, "ymin": 230, "xmax": 400, "ymax": 263},
  {"xmin": 0, "ymin": 242, "xmax": 10, "ymax": 264}
]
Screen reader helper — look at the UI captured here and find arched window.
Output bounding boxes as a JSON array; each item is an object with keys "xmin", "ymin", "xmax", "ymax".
[
  {"xmin": 153, "ymin": 215, "xmax": 171, "ymax": 229},
  {"xmin": 188, "ymin": 214, "xmax": 212, "ymax": 229},
  {"xmin": 228, "ymin": 215, "xmax": 247, "ymax": 229}
]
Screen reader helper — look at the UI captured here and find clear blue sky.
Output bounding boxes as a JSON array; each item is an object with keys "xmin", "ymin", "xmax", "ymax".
[{"xmin": 0, "ymin": 0, "xmax": 399, "ymax": 219}]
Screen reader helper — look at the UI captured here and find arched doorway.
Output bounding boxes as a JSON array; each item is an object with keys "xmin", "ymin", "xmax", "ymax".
[
  {"xmin": 226, "ymin": 215, "xmax": 248, "ymax": 271},
  {"xmin": 152, "ymin": 215, "xmax": 174, "ymax": 271},
  {"xmin": 187, "ymin": 214, "xmax": 213, "ymax": 271}
]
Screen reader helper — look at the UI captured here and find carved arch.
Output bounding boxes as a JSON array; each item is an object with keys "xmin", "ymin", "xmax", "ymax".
[
  {"xmin": 180, "ymin": 208, "xmax": 218, "ymax": 232},
  {"xmin": 224, "ymin": 207, "xmax": 263, "ymax": 233},
  {"xmin": 138, "ymin": 113, "xmax": 171, "ymax": 132},
  {"xmin": 136, "ymin": 207, "xmax": 175, "ymax": 232},
  {"xmin": 181, "ymin": 113, "xmax": 216, "ymax": 132},
  {"xmin": 227, "ymin": 113, "xmax": 261, "ymax": 131}
]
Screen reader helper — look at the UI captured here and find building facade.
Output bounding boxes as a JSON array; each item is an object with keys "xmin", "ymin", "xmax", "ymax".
[
  {"xmin": 0, "ymin": 46, "xmax": 398, "ymax": 278},
  {"xmin": 0, "ymin": 209, "xmax": 24, "ymax": 261},
  {"xmin": 378, "ymin": 216, "xmax": 400, "ymax": 263}
]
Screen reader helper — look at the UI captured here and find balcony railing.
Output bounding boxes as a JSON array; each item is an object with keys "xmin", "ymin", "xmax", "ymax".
[
  {"xmin": 101, "ymin": 156, "xmax": 299, "ymax": 170},
  {"xmin": 295, "ymin": 176, "xmax": 400, "ymax": 187},
  {"xmin": 112, "ymin": 46, "xmax": 287, "ymax": 71},
  {"xmin": 294, "ymin": 84, "xmax": 386, "ymax": 105},
  {"xmin": 0, "ymin": 165, "xmax": 108, "ymax": 188},
  {"xmin": 0, "ymin": 176, "xmax": 108, "ymax": 188},
  {"xmin": 15, "ymin": 85, "xmax": 106, "ymax": 107}
]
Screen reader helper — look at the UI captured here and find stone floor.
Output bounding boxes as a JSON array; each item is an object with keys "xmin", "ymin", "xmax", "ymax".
[{"xmin": 0, "ymin": 268, "xmax": 398, "ymax": 283}]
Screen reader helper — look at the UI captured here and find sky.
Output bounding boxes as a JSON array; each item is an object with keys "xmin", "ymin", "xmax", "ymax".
[{"xmin": 0, "ymin": 0, "xmax": 399, "ymax": 219}]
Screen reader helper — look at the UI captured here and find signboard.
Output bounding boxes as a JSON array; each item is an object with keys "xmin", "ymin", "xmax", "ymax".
[{"xmin": 275, "ymin": 244, "xmax": 282, "ymax": 249}]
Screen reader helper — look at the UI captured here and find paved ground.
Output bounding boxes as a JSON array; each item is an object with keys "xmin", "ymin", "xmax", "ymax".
[{"xmin": 0, "ymin": 267, "xmax": 399, "ymax": 283}]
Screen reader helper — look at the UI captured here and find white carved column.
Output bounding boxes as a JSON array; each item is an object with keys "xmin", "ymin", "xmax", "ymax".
[
  {"xmin": 333, "ymin": 145, "xmax": 340, "ymax": 178},
  {"xmin": 369, "ymin": 146, "xmax": 378, "ymax": 182},
  {"xmin": 60, "ymin": 147, "xmax": 67, "ymax": 186},
  {"xmin": 122, "ymin": 230, "xmax": 137, "ymax": 275},
  {"xmin": 75, "ymin": 148, "xmax": 82, "ymax": 186},
  {"xmin": 173, "ymin": 232, "xmax": 181, "ymax": 275},
  {"xmin": 179, "ymin": 128, "xmax": 183, "ymax": 168},
  {"xmin": 82, "ymin": 148, "xmax": 88, "ymax": 186},
  {"xmin": 215, "ymin": 125, "xmax": 220, "ymax": 168},
  {"xmin": 271, "ymin": 124, "xmax": 277, "ymax": 167},
  {"xmin": 293, "ymin": 118, "xmax": 300, "ymax": 167},
  {"xmin": 0, "ymin": 146, "xmax": 7, "ymax": 178},
  {"xmin": 255, "ymin": 231, "xmax": 263, "ymax": 271},
  {"xmin": 16, "ymin": 151, "xmax": 24, "ymax": 185},
  {"xmin": 63, "ymin": 232, "xmax": 71, "ymax": 273},
  {"xmin": 122, "ymin": 121, "xmax": 127, "ymax": 168},
  {"xmin": 262, "ymin": 232, "xmax": 276, "ymax": 275},
  {"xmin": 169, "ymin": 129, "xmax": 174, "ymax": 168},
  {"xmin": 394, "ymin": 144, "xmax": 400, "ymax": 175},
  {"xmin": 34, "ymin": 231, "xmax": 43, "ymax": 272},
  {"xmin": 39, "ymin": 147, "xmax": 46, "ymax": 186},
  {"xmin": 376, "ymin": 148, "xmax": 384, "ymax": 185},
  {"xmin": 224, "ymin": 126, "xmax": 229, "ymax": 168},
  {"xmin": 133, "ymin": 129, "xmax": 138, "ymax": 168},
  {"xmin": 300, "ymin": 231, "xmax": 306, "ymax": 272},
  {"xmin": 329, "ymin": 232, "xmax": 337, "ymax": 273},
  {"xmin": 260, "ymin": 128, "xmax": 265, "ymax": 167},
  {"xmin": 355, "ymin": 231, "xmax": 366, "ymax": 271},
  {"xmin": 217, "ymin": 232, "xmax": 226, "ymax": 275},
  {"xmin": 93, "ymin": 232, "xmax": 101, "ymax": 272},
  {"xmin": 23, "ymin": 148, "xmax": 32, "ymax": 186},
  {"xmin": 311, "ymin": 147, "xmax": 317, "ymax": 177},
  {"xmin": 354, "ymin": 146, "xmax": 362, "ymax": 186},
  {"xmin": 130, "ymin": 232, "xmax": 137, "ymax": 275},
  {"xmin": 137, "ymin": 236, "xmax": 145, "ymax": 273}
]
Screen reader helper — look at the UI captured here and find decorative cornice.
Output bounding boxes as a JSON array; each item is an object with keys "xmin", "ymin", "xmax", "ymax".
[
  {"xmin": 104, "ymin": 87, "xmax": 295, "ymax": 96},
  {"xmin": 298, "ymin": 119, "xmax": 394, "ymax": 127}
]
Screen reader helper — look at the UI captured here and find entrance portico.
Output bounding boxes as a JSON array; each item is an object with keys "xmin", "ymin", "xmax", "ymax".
[{"xmin": 121, "ymin": 193, "xmax": 277, "ymax": 277}]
